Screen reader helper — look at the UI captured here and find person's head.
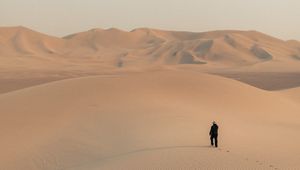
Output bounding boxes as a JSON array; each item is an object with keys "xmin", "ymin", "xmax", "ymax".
[{"xmin": 212, "ymin": 121, "xmax": 216, "ymax": 125}]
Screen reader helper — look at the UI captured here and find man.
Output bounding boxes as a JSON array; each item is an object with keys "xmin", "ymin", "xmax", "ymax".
[{"xmin": 209, "ymin": 121, "xmax": 218, "ymax": 147}]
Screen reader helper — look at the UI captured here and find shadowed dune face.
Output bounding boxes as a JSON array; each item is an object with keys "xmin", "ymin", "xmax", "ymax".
[
  {"xmin": 251, "ymin": 44, "xmax": 273, "ymax": 60},
  {"xmin": 224, "ymin": 35, "xmax": 236, "ymax": 47},
  {"xmin": 0, "ymin": 70, "xmax": 300, "ymax": 169},
  {"xmin": 292, "ymin": 54, "xmax": 300, "ymax": 60},
  {"xmin": 194, "ymin": 40, "xmax": 214, "ymax": 57},
  {"xmin": 212, "ymin": 72, "xmax": 300, "ymax": 90}
]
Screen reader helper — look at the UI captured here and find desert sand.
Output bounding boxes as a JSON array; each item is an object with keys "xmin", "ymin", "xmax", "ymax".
[{"xmin": 1, "ymin": 27, "xmax": 300, "ymax": 169}]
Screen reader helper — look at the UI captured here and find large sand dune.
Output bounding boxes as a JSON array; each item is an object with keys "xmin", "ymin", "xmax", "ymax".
[{"xmin": 0, "ymin": 70, "xmax": 300, "ymax": 169}]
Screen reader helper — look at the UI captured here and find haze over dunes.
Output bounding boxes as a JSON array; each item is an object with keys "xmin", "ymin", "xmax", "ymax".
[{"xmin": 1, "ymin": 26, "xmax": 300, "ymax": 169}]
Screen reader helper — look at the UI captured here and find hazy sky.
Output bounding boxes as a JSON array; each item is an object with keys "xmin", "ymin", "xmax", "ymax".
[{"xmin": 0, "ymin": 0, "xmax": 299, "ymax": 40}]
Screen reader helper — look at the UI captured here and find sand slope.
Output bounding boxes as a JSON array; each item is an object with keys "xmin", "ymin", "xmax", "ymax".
[
  {"xmin": 1, "ymin": 70, "xmax": 300, "ymax": 169},
  {"xmin": 279, "ymin": 86, "xmax": 300, "ymax": 102}
]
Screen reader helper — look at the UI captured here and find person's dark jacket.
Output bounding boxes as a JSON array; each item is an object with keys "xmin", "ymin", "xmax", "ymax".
[{"xmin": 210, "ymin": 124, "xmax": 218, "ymax": 136}]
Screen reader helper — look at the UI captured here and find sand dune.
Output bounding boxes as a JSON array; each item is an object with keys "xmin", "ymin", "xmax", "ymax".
[
  {"xmin": 0, "ymin": 26, "xmax": 65, "ymax": 55},
  {"xmin": 1, "ymin": 26, "xmax": 300, "ymax": 70},
  {"xmin": 2, "ymin": 26, "xmax": 300, "ymax": 93},
  {"xmin": 0, "ymin": 70, "xmax": 300, "ymax": 169},
  {"xmin": 61, "ymin": 28, "xmax": 300, "ymax": 67}
]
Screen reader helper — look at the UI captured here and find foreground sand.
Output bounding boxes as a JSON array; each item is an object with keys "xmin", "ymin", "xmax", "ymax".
[{"xmin": 0, "ymin": 70, "xmax": 300, "ymax": 169}]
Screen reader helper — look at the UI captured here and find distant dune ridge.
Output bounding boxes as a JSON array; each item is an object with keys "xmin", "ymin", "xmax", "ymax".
[
  {"xmin": 1, "ymin": 26, "xmax": 300, "ymax": 70},
  {"xmin": 1, "ymin": 26, "xmax": 300, "ymax": 169}
]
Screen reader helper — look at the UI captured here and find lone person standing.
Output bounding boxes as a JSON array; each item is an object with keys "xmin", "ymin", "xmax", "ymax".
[{"xmin": 209, "ymin": 121, "xmax": 218, "ymax": 147}]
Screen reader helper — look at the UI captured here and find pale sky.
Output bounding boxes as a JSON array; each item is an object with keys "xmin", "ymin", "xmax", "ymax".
[{"xmin": 0, "ymin": 0, "xmax": 299, "ymax": 40}]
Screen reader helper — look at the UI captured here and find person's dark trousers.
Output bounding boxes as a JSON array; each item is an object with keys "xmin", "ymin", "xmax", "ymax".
[{"xmin": 210, "ymin": 135, "xmax": 218, "ymax": 147}]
